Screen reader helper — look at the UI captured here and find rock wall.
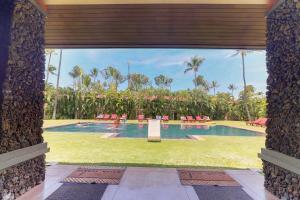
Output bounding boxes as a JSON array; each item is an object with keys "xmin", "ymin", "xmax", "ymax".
[
  {"xmin": 263, "ymin": 162, "xmax": 300, "ymax": 199},
  {"xmin": 265, "ymin": 0, "xmax": 300, "ymax": 199},
  {"xmin": 0, "ymin": 0, "xmax": 45, "ymax": 199},
  {"xmin": 0, "ymin": 0, "xmax": 13, "ymax": 132}
]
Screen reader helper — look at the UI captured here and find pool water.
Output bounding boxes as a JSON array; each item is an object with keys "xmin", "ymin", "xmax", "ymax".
[{"xmin": 45, "ymin": 123, "xmax": 260, "ymax": 138}]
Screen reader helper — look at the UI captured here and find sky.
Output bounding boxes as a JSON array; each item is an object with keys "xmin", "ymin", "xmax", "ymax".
[{"xmin": 46, "ymin": 49, "xmax": 267, "ymax": 96}]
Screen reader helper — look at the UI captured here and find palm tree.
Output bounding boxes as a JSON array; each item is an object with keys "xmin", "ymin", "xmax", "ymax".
[
  {"xmin": 45, "ymin": 49, "xmax": 56, "ymax": 82},
  {"xmin": 129, "ymin": 73, "xmax": 150, "ymax": 91},
  {"xmin": 69, "ymin": 71, "xmax": 77, "ymax": 91},
  {"xmin": 69, "ymin": 65, "xmax": 83, "ymax": 119},
  {"xmin": 193, "ymin": 75, "xmax": 209, "ymax": 91},
  {"xmin": 90, "ymin": 68, "xmax": 99, "ymax": 83},
  {"xmin": 228, "ymin": 84, "xmax": 238, "ymax": 98},
  {"xmin": 52, "ymin": 49, "xmax": 62, "ymax": 120},
  {"xmin": 232, "ymin": 50, "xmax": 253, "ymax": 120},
  {"xmin": 165, "ymin": 77, "xmax": 173, "ymax": 90},
  {"xmin": 113, "ymin": 71, "xmax": 125, "ymax": 90},
  {"xmin": 210, "ymin": 81, "xmax": 220, "ymax": 96},
  {"xmin": 45, "ymin": 65, "xmax": 57, "ymax": 85},
  {"xmin": 44, "ymin": 49, "xmax": 56, "ymax": 119},
  {"xmin": 101, "ymin": 66, "xmax": 125, "ymax": 90},
  {"xmin": 69, "ymin": 65, "xmax": 83, "ymax": 90},
  {"xmin": 154, "ymin": 75, "xmax": 173, "ymax": 90},
  {"xmin": 184, "ymin": 56, "xmax": 205, "ymax": 89},
  {"xmin": 82, "ymin": 74, "xmax": 92, "ymax": 92},
  {"xmin": 154, "ymin": 75, "xmax": 164, "ymax": 88}
]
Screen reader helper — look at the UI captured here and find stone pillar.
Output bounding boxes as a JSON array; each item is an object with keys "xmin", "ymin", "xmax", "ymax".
[
  {"xmin": 0, "ymin": 0, "xmax": 46, "ymax": 199},
  {"xmin": 264, "ymin": 0, "xmax": 300, "ymax": 199}
]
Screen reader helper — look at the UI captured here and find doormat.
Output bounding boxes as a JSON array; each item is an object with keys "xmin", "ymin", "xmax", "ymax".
[
  {"xmin": 193, "ymin": 185, "xmax": 253, "ymax": 200},
  {"xmin": 177, "ymin": 169, "xmax": 240, "ymax": 186},
  {"xmin": 46, "ymin": 183, "xmax": 107, "ymax": 200},
  {"xmin": 62, "ymin": 168, "xmax": 125, "ymax": 185}
]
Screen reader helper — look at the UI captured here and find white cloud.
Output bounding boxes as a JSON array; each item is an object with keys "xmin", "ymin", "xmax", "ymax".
[{"xmin": 132, "ymin": 53, "xmax": 198, "ymax": 70}]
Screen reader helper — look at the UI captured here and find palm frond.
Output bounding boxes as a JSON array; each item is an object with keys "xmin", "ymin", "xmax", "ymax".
[{"xmin": 184, "ymin": 67, "xmax": 192, "ymax": 74}]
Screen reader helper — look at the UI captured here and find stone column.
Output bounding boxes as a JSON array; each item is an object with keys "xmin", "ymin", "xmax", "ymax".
[
  {"xmin": 0, "ymin": 0, "xmax": 46, "ymax": 199},
  {"xmin": 264, "ymin": 0, "xmax": 300, "ymax": 199}
]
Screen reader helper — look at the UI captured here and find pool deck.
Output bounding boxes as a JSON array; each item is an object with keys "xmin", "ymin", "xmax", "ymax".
[
  {"xmin": 43, "ymin": 120, "xmax": 265, "ymax": 134},
  {"xmin": 17, "ymin": 164, "xmax": 277, "ymax": 200},
  {"xmin": 43, "ymin": 120, "xmax": 266, "ymax": 135}
]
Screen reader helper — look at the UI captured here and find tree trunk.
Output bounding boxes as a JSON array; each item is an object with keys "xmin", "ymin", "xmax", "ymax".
[
  {"xmin": 74, "ymin": 90, "xmax": 78, "ymax": 119},
  {"xmin": 52, "ymin": 49, "xmax": 62, "ymax": 120},
  {"xmin": 45, "ymin": 71, "xmax": 50, "ymax": 86},
  {"xmin": 44, "ymin": 52, "xmax": 52, "ymax": 119},
  {"xmin": 127, "ymin": 62, "xmax": 131, "ymax": 90},
  {"xmin": 45, "ymin": 69, "xmax": 50, "ymax": 85},
  {"xmin": 77, "ymin": 77, "xmax": 82, "ymax": 119},
  {"xmin": 194, "ymin": 72, "xmax": 197, "ymax": 89},
  {"xmin": 45, "ymin": 52, "xmax": 52, "ymax": 85},
  {"xmin": 242, "ymin": 53, "xmax": 251, "ymax": 121}
]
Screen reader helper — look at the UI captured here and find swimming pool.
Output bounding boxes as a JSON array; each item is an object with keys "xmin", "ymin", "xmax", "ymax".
[{"xmin": 45, "ymin": 123, "xmax": 260, "ymax": 138}]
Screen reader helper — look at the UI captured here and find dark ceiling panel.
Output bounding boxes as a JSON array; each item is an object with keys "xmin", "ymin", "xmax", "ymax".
[{"xmin": 45, "ymin": 4, "xmax": 267, "ymax": 49}]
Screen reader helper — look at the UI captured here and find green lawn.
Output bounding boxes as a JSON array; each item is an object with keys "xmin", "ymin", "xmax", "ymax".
[{"xmin": 44, "ymin": 130, "xmax": 265, "ymax": 169}]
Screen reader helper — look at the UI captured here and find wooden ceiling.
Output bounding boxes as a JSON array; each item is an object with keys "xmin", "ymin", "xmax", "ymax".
[{"xmin": 45, "ymin": 3, "xmax": 267, "ymax": 49}]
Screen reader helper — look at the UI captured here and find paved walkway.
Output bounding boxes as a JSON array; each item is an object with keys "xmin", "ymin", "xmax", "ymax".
[
  {"xmin": 102, "ymin": 167, "xmax": 198, "ymax": 200},
  {"xmin": 17, "ymin": 165, "xmax": 278, "ymax": 200}
]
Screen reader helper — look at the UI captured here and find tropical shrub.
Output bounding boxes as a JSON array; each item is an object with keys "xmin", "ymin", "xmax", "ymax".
[{"xmin": 44, "ymin": 86, "xmax": 266, "ymax": 121}]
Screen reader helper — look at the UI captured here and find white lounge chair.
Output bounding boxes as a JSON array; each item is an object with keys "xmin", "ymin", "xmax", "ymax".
[{"xmin": 148, "ymin": 120, "xmax": 161, "ymax": 142}]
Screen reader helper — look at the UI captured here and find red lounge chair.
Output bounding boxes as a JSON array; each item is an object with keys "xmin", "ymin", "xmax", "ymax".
[
  {"xmin": 187, "ymin": 116, "xmax": 195, "ymax": 122},
  {"xmin": 120, "ymin": 114, "xmax": 127, "ymax": 120},
  {"xmin": 103, "ymin": 114, "xmax": 110, "ymax": 120},
  {"xmin": 138, "ymin": 115, "xmax": 145, "ymax": 122},
  {"xmin": 247, "ymin": 118, "xmax": 262, "ymax": 126},
  {"xmin": 196, "ymin": 115, "xmax": 205, "ymax": 122},
  {"xmin": 256, "ymin": 118, "xmax": 267, "ymax": 127},
  {"xmin": 96, "ymin": 114, "xmax": 104, "ymax": 120},
  {"xmin": 111, "ymin": 114, "xmax": 118, "ymax": 120},
  {"xmin": 181, "ymin": 116, "xmax": 187, "ymax": 123},
  {"xmin": 162, "ymin": 115, "xmax": 169, "ymax": 122},
  {"xmin": 246, "ymin": 119, "xmax": 257, "ymax": 125}
]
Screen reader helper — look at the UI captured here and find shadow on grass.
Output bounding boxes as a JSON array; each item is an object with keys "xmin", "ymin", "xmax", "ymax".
[{"xmin": 53, "ymin": 162, "xmax": 251, "ymax": 170}]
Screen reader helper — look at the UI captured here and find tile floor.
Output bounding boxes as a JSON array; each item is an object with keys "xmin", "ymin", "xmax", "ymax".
[{"xmin": 17, "ymin": 165, "xmax": 278, "ymax": 200}]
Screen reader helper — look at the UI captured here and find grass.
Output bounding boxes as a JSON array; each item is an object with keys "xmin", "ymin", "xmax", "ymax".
[
  {"xmin": 216, "ymin": 121, "xmax": 266, "ymax": 133},
  {"xmin": 44, "ymin": 131, "xmax": 265, "ymax": 169},
  {"xmin": 43, "ymin": 120, "xmax": 265, "ymax": 169}
]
